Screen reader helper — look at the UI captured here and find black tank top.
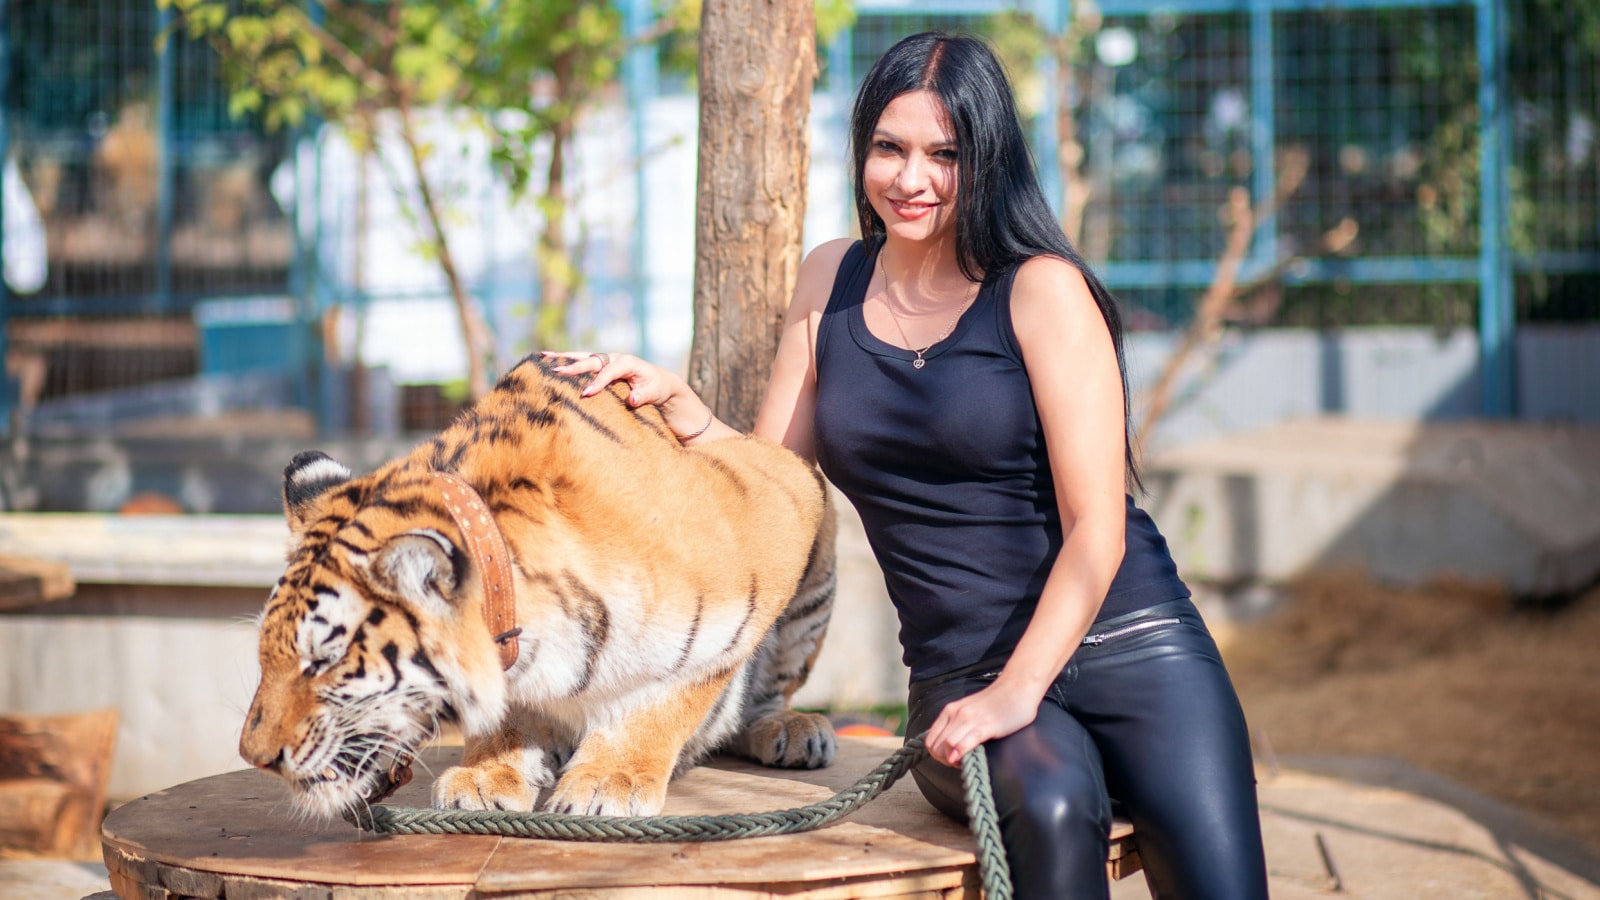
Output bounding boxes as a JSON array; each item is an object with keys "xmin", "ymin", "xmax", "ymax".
[{"xmin": 813, "ymin": 241, "xmax": 1190, "ymax": 681}]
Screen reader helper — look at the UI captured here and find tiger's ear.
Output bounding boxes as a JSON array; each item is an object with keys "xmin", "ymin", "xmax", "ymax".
[
  {"xmin": 371, "ymin": 529, "xmax": 461, "ymax": 617},
  {"xmin": 283, "ymin": 450, "xmax": 353, "ymax": 534}
]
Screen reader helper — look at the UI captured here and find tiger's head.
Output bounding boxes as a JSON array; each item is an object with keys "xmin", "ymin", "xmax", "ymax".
[{"xmin": 239, "ymin": 451, "xmax": 511, "ymax": 819}]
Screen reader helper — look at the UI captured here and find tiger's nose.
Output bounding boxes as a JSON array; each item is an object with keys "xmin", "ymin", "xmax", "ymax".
[
  {"xmin": 239, "ymin": 719, "xmax": 286, "ymax": 772},
  {"xmin": 240, "ymin": 740, "xmax": 286, "ymax": 773}
]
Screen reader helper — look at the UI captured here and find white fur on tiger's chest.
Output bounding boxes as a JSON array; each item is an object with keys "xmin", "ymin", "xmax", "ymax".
[{"xmin": 508, "ymin": 577, "xmax": 761, "ymax": 709}]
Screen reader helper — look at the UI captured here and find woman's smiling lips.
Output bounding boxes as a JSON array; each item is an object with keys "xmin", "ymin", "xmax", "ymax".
[{"xmin": 888, "ymin": 198, "xmax": 937, "ymax": 220}]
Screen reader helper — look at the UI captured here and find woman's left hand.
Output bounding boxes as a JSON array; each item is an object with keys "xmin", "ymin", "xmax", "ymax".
[{"xmin": 924, "ymin": 679, "xmax": 1043, "ymax": 767}]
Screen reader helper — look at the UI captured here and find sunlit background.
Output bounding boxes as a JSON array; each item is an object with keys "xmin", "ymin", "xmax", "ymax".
[{"xmin": 0, "ymin": 0, "xmax": 1597, "ymax": 894}]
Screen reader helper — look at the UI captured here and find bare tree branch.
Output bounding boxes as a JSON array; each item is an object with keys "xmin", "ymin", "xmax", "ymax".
[{"xmin": 1134, "ymin": 147, "xmax": 1311, "ymax": 452}]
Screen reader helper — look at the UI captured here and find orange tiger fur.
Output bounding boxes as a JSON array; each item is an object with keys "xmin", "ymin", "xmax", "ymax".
[{"xmin": 239, "ymin": 356, "xmax": 836, "ymax": 819}]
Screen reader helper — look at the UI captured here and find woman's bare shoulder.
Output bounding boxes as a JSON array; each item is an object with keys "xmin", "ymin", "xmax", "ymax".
[
  {"xmin": 800, "ymin": 238, "xmax": 858, "ymax": 282},
  {"xmin": 1011, "ymin": 255, "xmax": 1097, "ymax": 326},
  {"xmin": 1012, "ymin": 254, "xmax": 1089, "ymax": 295},
  {"xmin": 791, "ymin": 238, "xmax": 860, "ymax": 315}
]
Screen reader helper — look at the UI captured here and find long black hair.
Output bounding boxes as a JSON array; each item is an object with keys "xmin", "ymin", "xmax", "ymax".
[{"xmin": 850, "ymin": 32, "xmax": 1142, "ymax": 488}]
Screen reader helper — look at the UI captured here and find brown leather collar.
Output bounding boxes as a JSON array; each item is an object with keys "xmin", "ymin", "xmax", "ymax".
[{"xmin": 430, "ymin": 471, "xmax": 520, "ymax": 670}]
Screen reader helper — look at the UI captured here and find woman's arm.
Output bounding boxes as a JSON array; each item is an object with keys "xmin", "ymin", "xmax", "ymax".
[
  {"xmin": 546, "ymin": 237, "xmax": 853, "ymax": 459},
  {"xmin": 923, "ymin": 254, "xmax": 1129, "ymax": 766},
  {"xmin": 752, "ymin": 238, "xmax": 854, "ymax": 460}
]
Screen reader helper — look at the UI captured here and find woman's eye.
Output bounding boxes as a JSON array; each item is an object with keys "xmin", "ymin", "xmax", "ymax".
[
  {"xmin": 874, "ymin": 140, "xmax": 901, "ymax": 154},
  {"xmin": 934, "ymin": 149, "xmax": 959, "ymax": 162}
]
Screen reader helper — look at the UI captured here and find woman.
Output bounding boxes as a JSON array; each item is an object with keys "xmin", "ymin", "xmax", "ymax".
[{"xmin": 550, "ymin": 31, "xmax": 1268, "ymax": 900}]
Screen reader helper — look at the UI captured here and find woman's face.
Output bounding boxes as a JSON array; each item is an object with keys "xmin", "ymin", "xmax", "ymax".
[{"xmin": 863, "ymin": 90, "xmax": 959, "ymax": 246}]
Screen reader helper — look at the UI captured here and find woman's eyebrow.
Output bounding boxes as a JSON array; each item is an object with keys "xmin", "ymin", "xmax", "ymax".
[{"xmin": 871, "ymin": 128, "xmax": 955, "ymax": 149}]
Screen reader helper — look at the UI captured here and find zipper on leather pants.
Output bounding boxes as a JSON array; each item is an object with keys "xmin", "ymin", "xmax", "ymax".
[{"xmin": 1080, "ymin": 616, "xmax": 1184, "ymax": 647}]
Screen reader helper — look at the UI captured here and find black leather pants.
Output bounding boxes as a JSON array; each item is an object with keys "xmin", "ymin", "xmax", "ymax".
[{"xmin": 905, "ymin": 598, "xmax": 1269, "ymax": 900}]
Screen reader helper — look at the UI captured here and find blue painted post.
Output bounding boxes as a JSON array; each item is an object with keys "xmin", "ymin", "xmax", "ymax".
[
  {"xmin": 156, "ymin": 3, "xmax": 175, "ymax": 308},
  {"xmin": 1032, "ymin": 0, "xmax": 1065, "ymax": 219},
  {"xmin": 624, "ymin": 0, "xmax": 654, "ymax": 360},
  {"xmin": 0, "ymin": 0, "xmax": 10, "ymax": 432},
  {"xmin": 1476, "ymin": 0, "xmax": 1514, "ymax": 417},
  {"xmin": 1249, "ymin": 0, "xmax": 1277, "ymax": 276}
]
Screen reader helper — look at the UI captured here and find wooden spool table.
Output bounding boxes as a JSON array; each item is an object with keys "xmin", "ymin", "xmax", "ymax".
[{"xmin": 101, "ymin": 737, "xmax": 1139, "ymax": 899}]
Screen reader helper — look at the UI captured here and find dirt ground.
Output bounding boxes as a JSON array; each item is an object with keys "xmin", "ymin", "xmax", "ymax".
[{"xmin": 1219, "ymin": 572, "xmax": 1600, "ymax": 855}]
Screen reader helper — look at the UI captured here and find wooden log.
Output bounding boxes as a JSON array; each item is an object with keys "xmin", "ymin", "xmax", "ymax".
[
  {"xmin": 0, "ymin": 708, "xmax": 119, "ymax": 860},
  {"xmin": 0, "ymin": 555, "xmax": 75, "ymax": 611}
]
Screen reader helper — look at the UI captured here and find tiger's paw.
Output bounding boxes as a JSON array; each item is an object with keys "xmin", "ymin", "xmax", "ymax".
[
  {"xmin": 432, "ymin": 763, "xmax": 538, "ymax": 811},
  {"xmin": 546, "ymin": 765, "xmax": 668, "ymax": 817},
  {"xmin": 743, "ymin": 710, "xmax": 836, "ymax": 769}
]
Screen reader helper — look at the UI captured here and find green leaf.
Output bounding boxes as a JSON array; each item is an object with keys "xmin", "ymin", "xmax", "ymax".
[{"xmin": 227, "ymin": 87, "xmax": 264, "ymax": 120}]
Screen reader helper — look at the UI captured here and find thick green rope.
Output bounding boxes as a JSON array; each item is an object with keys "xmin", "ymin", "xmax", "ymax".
[
  {"xmin": 346, "ymin": 732, "xmax": 1012, "ymax": 898},
  {"xmin": 958, "ymin": 738, "xmax": 1015, "ymax": 900}
]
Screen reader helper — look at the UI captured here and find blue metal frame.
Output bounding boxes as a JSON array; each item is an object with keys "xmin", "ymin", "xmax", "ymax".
[
  {"xmin": 0, "ymin": 0, "xmax": 9, "ymax": 429},
  {"xmin": 1101, "ymin": 256, "xmax": 1483, "ymax": 289},
  {"xmin": 1476, "ymin": 0, "xmax": 1514, "ymax": 416},
  {"xmin": 1249, "ymin": 4, "xmax": 1278, "ymax": 272},
  {"xmin": 157, "ymin": 4, "xmax": 176, "ymax": 307},
  {"xmin": 1096, "ymin": 0, "xmax": 1466, "ymax": 12}
]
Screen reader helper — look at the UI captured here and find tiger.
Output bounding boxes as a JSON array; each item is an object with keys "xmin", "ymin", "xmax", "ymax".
[{"xmin": 238, "ymin": 355, "xmax": 838, "ymax": 820}]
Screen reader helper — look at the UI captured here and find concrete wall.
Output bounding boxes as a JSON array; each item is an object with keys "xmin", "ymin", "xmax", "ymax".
[
  {"xmin": 0, "ymin": 515, "xmax": 287, "ymax": 799},
  {"xmin": 1126, "ymin": 324, "xmax": 1600, "ymax": 455},
  {"xmin": 0, "ymin": 585, "xmax": 264, "ymax": 801},
  {"xmin": 1143, "ymin": 418, "xmax": 1600, "ymax": 598}
]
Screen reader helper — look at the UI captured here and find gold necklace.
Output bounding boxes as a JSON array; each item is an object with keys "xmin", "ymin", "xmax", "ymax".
[{"xmin": 877, "ymin": 252, "xmax": 976, "ymax": 370}]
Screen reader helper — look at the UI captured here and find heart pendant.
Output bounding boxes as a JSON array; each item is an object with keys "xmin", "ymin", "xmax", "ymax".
[{"xmin": 912, "ymin": 358, "xmax": 926, "ymax": 369}]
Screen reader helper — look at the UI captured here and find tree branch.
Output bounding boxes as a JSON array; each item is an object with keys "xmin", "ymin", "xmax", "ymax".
[
  {"xmin": 1134, "ymin": 147, "xmax": 1311, "ymax": 452},
  {"xmin": 277, "ymin": 3, "xmax": 389, "ymax": 97}
]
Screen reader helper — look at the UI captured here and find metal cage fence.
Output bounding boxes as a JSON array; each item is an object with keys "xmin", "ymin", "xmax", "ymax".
[
  {"xmin": 1, "ymin": 0, "xmax": 1596, "ymax": 431},
  {"xmin": 3, "ymin": 0, "xmax": 295, "ymax": 407},
  {"xmin": 835, "ymin": 2, "xmax": 1600, "ymax": 317},
  {"xmin": 838, "ymin": 0, "xmax": 1597, "ymax": 422}
]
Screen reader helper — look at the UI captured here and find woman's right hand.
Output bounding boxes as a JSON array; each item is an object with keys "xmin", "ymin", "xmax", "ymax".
[
  {"xmin": 541, "ymin": 351, "xmax": 725, "ymax": 444},
  {"xmin": 542, "ymin": 350, "xmax": 679, "ymax": 404}
]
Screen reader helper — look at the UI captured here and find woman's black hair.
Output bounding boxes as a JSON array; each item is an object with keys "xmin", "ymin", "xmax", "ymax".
[{"xmin": 850, "ymin": 31, "xmax": 1143, "ymax": 488}]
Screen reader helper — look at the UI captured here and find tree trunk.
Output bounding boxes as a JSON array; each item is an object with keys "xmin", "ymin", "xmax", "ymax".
[{"xmin": 689, "ymin": 0, "xmax": 817, "ymax": 433}]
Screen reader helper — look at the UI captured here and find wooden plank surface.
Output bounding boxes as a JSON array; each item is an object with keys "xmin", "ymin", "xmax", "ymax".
[
  {"xmin": 100, "ymin": 737, "xmax": 1139, "ymax": 897},
  {"xmin": 0, "ymin": 556, "xmax": 75, "ymax": 611},
  {"xmin": 98, "ymin": 757, "xmax": 499, "ymax": 889},
  {"xmin": 0, "ymin": 514, "xmax": 288, "ymax": 587},
  {"xmin": 477, "ymin": 739, "xmax": 978, "ymax": 895}
]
